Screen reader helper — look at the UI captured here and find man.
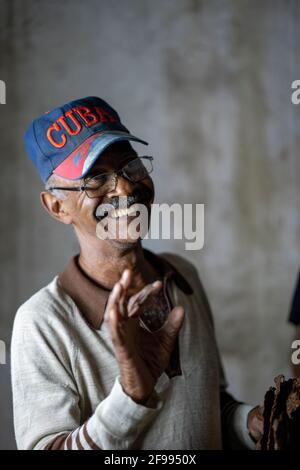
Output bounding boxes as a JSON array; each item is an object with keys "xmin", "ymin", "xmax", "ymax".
[{"xmin": 11, "ymin": 96, "xmax": 263, "ymax": 450}]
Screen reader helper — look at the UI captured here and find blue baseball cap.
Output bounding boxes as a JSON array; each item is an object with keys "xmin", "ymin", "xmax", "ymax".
[{"xmin": 24, "ymin": 96, "xmax": 148, "ymax": 183}]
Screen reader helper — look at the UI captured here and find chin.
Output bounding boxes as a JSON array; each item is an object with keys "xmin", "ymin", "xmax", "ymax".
[{"xmin": 107, "ymin": 237, "xmax": 141, "ymax": 251}]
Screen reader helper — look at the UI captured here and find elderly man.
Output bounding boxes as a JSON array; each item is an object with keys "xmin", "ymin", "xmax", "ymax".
[{"xmin": 11, "ymin": 96, "xmax": 262, "ymax": 450}]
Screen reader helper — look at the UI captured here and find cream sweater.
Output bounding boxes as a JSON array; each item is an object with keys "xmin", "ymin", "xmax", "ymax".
[{"xmin": 11, "ymin": 252, "xmax": 254, "ymax": 450}]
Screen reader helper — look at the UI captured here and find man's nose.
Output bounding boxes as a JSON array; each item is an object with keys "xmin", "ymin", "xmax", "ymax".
[{"xmin": 108, "ymin": 173, "xmax": 135, "ymax": 197}]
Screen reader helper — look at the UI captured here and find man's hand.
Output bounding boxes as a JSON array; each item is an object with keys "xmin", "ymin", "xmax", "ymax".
[
  {"xmin": 247, "ymin": 405, "xmax": 264, "ymax": 443},
  {"xmin": 104, "ymin": 269, "xmax": 185, "ymax": 405}
]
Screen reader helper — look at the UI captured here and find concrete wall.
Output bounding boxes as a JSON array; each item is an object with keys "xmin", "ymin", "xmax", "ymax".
[{"xmin": 0, "ymin": 0, "xmax": 299, "ymax": 449}]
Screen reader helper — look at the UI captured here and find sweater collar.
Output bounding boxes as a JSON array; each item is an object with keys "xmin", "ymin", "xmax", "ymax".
[{"xmin": 58, "ymin": 249, "xmax": 193, "ymax": 330}]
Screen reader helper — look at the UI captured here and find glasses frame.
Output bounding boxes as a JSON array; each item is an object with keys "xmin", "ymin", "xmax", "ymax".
[{"xmin": 47, "ymin": 155, "xmax": 154, "ymax": 199}]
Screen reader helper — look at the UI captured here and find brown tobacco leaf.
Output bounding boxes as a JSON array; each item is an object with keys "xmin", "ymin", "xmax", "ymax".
[{"xmin": 256, "ymin": 375, "xmax": 300, "ymax": 450}]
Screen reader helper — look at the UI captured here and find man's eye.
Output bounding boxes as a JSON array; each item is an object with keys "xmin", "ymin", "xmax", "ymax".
[{"xmin": 86, "ymin": 175, "xmax": 109, "ymax": 188}]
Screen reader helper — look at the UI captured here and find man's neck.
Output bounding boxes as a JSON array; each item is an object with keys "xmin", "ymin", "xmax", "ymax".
[{"xmin": 78, "ymin": 240, "xmax": 160, "ymax": 294}]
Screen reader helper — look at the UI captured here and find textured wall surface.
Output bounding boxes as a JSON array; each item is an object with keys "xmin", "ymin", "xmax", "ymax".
[{"xmin": 0, "ymin": 0, "xmax": 299, "ymax": 449}]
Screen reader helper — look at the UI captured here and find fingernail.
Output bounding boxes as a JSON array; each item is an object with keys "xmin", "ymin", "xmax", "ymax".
[
  {"xmin": 123, "ymin": 269, "xmax": 131, "ymax": 279},
  {"xmin": 113, "ymin": 283, "xmax": 119, "ymax": 293},
  {"xmin": 153, "ymin": 280, "xmax": 162, "ymax": 287}
]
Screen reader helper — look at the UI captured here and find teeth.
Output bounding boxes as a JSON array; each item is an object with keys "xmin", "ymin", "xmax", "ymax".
[{"xmin": 110, "ymin": 206, "xmax": 137, "ymax": 218}]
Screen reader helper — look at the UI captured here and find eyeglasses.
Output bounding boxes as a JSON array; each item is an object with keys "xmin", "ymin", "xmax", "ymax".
[{"xmin": 47, "ymin": 156, "xmax": 153, "ymax": 199}]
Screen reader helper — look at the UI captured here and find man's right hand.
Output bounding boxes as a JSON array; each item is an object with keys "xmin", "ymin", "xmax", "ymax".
[{"xmin": 104, "ymin": 269, "xmax": 185, "ymax": 405}]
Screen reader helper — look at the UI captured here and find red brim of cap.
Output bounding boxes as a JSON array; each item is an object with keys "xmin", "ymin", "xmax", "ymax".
[{"xmin": 53, "ymin": 131, "xmax": 148, "ymax": 180}]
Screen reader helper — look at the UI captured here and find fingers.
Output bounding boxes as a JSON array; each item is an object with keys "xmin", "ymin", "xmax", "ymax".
[
  {"xmin": 104, "ymin": 268, "xmax": 163, "ymax": 323},
  {"xmin": 104, "ymin": 281, "xmax": 123, "ymax": 321},
  {"xmin": 118, "ymin": 270, "xmax": 132, "ymax": 317},
  {"xmin": 119, "ymin": 269, "xmax": 132, "ymax": 290},
  {"xmin": 105, "ymin": 283, "xmax": 127, "ymax": 348},
  {"xmin": 104, "ymin": 269, "xmax": 133, "ymax": 321},
  {"xmin": 127, "ymin": 280, "xmax": 162, "ymax": 317},
  {"xmin": 160, "ymin": 306, "xmax": 185, "ymax": 338},
  {"xmin": 257, "ymin": 420, "xmax": 264, "ymax": 435},
  {"xmin": 109, "ymin": 304, "xmax": 125, "ymax": 347},
  {"xmin": 256, "ymin": 406, "xmax": 264, "ymax": 434}
]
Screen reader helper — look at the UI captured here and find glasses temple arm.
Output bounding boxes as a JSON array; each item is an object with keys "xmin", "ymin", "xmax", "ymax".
[{"xmin": 47, "ymin": 187, "xmax": 84, "ymax": 192}]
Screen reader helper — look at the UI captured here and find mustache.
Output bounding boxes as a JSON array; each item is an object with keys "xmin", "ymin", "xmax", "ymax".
[{"xmin": 95, "ymin": 185, "xmax": 153, "ymax": 221}]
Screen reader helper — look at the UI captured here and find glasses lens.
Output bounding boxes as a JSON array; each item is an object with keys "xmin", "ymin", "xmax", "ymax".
[
  {"xmin": 123, "ymin": 157, "xmax": 153, "ymax": 182},
  {"xmin": 83, "ymin": 157, "xmax": 153, "ymax": 198},
  {"xmin": 84, "ymin": 174, "xmax": 114, "ymax": 198}
]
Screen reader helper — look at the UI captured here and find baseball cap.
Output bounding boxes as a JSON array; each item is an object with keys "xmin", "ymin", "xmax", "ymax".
[{"xmin": 24, "ymin": 96, "xmax": 148, "ymax": 183}]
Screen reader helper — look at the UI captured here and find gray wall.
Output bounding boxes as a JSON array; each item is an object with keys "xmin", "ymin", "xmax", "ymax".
[{"xmin": 0, "ymin": 0, "xmax": 299, "ymax": 449}]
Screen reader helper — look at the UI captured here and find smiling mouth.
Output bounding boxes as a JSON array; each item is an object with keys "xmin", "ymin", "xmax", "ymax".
[
  {"xmin": 109, "ymin": 206, "xmax": 139, "ymax": 218},
  {"xmin": 95, "ymin": 203, "xmax": 147, "ymax": 222},
  {"xmin": 95, "ymin": 185, "xmax": 153, "ymax": 222}
]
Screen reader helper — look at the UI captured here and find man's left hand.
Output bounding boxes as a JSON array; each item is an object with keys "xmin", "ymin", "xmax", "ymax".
[{"xmin": 247, "ymin": 405, "xmax": 264, "ymax": 443}]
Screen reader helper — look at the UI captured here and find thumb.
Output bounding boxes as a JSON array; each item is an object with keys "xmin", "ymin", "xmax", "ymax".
[{"xmin": 161, "ymin": 306, "xmax": 185, "ymax": 339}]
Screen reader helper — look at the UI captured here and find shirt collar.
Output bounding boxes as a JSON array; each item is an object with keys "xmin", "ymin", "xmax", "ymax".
[{"xmin": 58, "ymin": 248, "xmax": 193, "ymax": 330}]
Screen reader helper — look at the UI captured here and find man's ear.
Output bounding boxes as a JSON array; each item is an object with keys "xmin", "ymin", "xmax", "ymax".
[{"xmin": 40, "ymin": 191, "xmax": 73, "ymax": 225}]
